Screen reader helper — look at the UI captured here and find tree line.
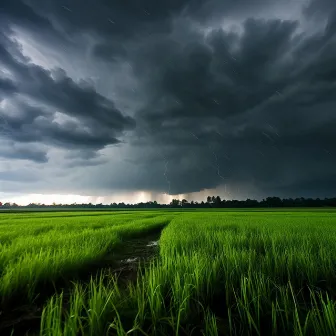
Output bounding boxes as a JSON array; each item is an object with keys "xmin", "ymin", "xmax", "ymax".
[{"xmin": 0, "ymin": 196, "xmax": 336, "ymax": 209}]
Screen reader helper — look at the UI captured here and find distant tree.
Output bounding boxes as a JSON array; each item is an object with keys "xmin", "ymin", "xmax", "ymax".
[
  {"xmin": 265, "ymin": 197, "xmax": 282, "ymax": 207},
  {"xmin": 1, "ymin": 195, "xmax": 336, "ymax": 209},
  {"xmin": 170, "ymin": 199, "xmax": 181, "ymax": 207},
  {"xmin": 215, "ymin": 196, "xmax": 221, "ymax": 206},
  {"xmin": 181, "ymin": 199, "xmax": 188, "ymax": 207}
]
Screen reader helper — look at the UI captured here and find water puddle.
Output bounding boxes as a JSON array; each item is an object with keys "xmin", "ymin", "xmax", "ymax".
[
  {"xmin": 121, "ymin": 257, "xmax": 139, "ymax": 263},
  {"xmin": 147, "ymin": 240, "xmax": 159, "ymax": 247}
]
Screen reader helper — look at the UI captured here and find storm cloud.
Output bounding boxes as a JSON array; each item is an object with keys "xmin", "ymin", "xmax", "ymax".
[
  {"xmin": 0, "ymin": 0, "xmax": 335, "ymax": 201},
  {"xmin": 0, "ymin": 25, "xmax": 135, "ymax": 155}
]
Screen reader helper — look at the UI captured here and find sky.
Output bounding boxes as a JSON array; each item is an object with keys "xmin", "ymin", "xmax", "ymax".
[{"xmin": 0, "ymin": 0, "xmax": 336, "ymax": 205}]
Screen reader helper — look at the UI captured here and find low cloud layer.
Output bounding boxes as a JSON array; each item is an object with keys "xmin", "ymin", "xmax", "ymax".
[{"xmin": 0, "ymin": 0, "xmax": 335, "ymax": 201}]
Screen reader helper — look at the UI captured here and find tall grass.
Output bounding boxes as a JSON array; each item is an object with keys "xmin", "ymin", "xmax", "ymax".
[
  {"xmin": 40, "ymin": 211, "xmax": 336, "ymax": 335},
  {"xmin": 0, "ymin": 211, "xmax": 173, "ymax": 303}
]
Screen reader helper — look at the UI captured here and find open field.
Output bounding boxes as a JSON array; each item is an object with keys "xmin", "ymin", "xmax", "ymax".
[{"xmin": 0, "ymin": 210, "xmax": 336, "ymax": 335}]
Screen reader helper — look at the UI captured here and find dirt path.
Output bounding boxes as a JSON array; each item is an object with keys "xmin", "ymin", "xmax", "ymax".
[
  {"xmin": 0, "ymin": 230, "xmax": 162, "ymax": 336},
  {"xmin": 76, "ymin": 230, "xmax": 161, "ymax": 285}
]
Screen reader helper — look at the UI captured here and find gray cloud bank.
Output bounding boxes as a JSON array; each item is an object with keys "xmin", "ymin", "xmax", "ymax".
[{"xmin": 0, "ymin": 0, "xmax": 336, "ymax": 199}]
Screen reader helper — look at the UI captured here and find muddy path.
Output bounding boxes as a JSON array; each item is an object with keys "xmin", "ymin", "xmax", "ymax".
[
  {"xmin": 77, "ymin": 230, "xmax": 161, "ymax": 285},
  {"xmin": 0, "ymin": 229, "xmax": 162, "ymax": 336}
]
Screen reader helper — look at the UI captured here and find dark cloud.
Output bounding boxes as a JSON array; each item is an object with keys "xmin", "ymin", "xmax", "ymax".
[
  {"xmin": 120, "ymin": 13, "xmax": 336, "ymax": 196},
  {"xmin": 267, "ymin": 174, "xmax": 336, "ymax": 199},
  {"xmin": 0, "ymin": 26, "xmax": 135, "ymax": 161},
  {"xmin": 7, "ymin": 0, "xmax": 298, "ymax": 37},
  {"xmin": 0, "ymin": 170, "xmax": 40, "ymax": 183},
  {"xmin": 303, "ymin": 0, "xmax": 336, "ymax": 18},
  {"xmin": 1, "ymin": 0, "xmax": 336, "ymax": 199},
  {"xmin": 0, "ymin": 78, "xmax": 16, "ymax": 102},
  {"xmin": 3, "ymin": 0, "xmax": 186, "ymax": 40},
  {"xmin": 0, "ymin": 143, "xmax": 48, "ymax": 163},
  {"xmin": 92, "ymin": 43, "xmax": 128, "ymax": 63},
  {"xmin": 133, "ymin": 18, "xmax": 299, "ymax": 123}
]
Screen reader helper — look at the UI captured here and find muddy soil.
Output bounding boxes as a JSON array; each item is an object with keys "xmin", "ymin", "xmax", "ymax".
[
  {"xmin": 0, "ymin": 230, "xmax": 162, "ymax": 336},
  {"xmin": 82, "ymin": 231, "xmax": 160, "ymax": 284}
]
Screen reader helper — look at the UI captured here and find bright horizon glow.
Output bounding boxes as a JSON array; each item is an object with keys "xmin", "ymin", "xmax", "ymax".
[{"xmin": 0, "ymin": 185, "xmax": 239, "ymax": 206}]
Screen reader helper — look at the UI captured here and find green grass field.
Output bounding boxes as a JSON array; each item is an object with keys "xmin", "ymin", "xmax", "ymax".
[{"xmin": 1, "ymin": 209, "xmax": 336, "ymax": 335}]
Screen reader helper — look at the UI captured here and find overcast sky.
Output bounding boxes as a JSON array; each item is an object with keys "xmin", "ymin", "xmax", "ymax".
[{"xmin": 1, "ymin": 0, "xmax": 336, "ymax": 204}]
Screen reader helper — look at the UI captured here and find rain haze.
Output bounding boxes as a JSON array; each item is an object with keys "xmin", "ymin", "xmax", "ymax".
[{"xmin": 1, "ymin": 0, "xmax": 336, "ymax": 205}]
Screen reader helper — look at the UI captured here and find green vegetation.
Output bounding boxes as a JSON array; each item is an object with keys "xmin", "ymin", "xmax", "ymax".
[
  {"xmin": 0, "ymin": 211, "xmax": 173, "ymax": 303},
  {"xmin": 0, "ymin": 210, "xmax": 336, "ymax": 335}
]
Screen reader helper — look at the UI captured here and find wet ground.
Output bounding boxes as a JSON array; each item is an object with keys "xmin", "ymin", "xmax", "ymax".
[
  {"xmin": 0, "ymin": 230, "xmax": 162, "ymax": 336},
  {"xmin": 81, "ymin": 231, "xmax": 161, "ymax": 284}
]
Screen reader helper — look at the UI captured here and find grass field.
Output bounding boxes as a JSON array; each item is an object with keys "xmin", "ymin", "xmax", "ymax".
[{"xmin": 0, "ymin": 209, "xmax": 336, "ymax": 335}]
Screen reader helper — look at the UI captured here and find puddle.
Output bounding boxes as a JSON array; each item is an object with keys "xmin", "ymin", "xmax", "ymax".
[
  {"xmin": 147, "ymin": 240, "xmax": 159, "ymax": 247},
  {"xmin": 121, "ymin": 257, "xmax": 139, "ymax": 263}
]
